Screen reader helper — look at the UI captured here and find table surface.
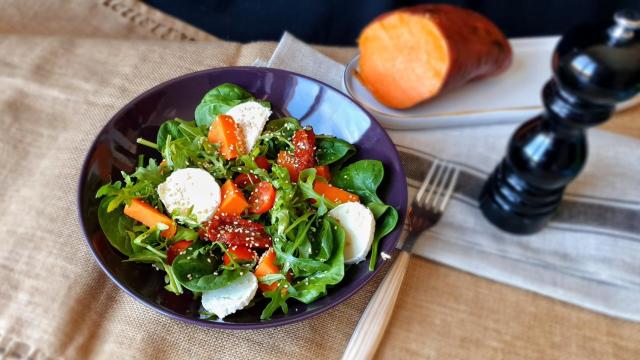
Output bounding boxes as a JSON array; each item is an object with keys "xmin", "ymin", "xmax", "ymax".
[
  {"xmin": 2, "ymin": 2, "xmax": 639, "ymax": 357},
  {"xmin": 375, "ymin": 108, "xmax": 640, "ymax": 359}
]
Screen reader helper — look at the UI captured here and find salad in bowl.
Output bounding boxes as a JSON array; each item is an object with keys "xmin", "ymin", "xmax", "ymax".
[{"xmin": 95, "ymin": 83, "xmax": 399, "ymax": 321}]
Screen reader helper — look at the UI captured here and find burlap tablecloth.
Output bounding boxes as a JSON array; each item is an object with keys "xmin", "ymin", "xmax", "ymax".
[{"xmin": 2, "ymin": 1, "xmax": 640, "ymax": 359}]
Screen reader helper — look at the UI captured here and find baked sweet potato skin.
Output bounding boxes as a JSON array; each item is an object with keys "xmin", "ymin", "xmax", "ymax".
[
  {"xmin": 411, "ymin": 5, "xmax": 512, "ymax": 90},
  {"xmin": 358, "ymin": 4, "xmax": 512, "ymax": 109}
]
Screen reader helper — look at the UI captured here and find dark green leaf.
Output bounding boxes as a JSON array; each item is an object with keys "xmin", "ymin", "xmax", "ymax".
[
  {"xmin": 315, "ymin": 217, "xmax": 333, "ymax": 262},
  {"xmin": 156, "ymin": 119, "xmax": 182, "ymax": 153},
  {"xmin": 367, "ymin": 203, "xmax": 399, "ymax": 271},
  {"xmin": 194, "ymin": 83, "xmax": 270, "ymax": 127},
  {"xmin": 315, "ymin": 136, "xmax": 356, "ymax": 166},
  {"xmin": 331, "ymin": 160, "xmax": 384, "ymax": 204},
  {"xmin": 97, "ymin": 197, "xmax": 135, "ymax": 257},
  {"xmin": 263, "ymin": 117, "xmax": 301, "ymax": 134},
  {"xmin": 96, "ymin": 181, "xmax": 122, "ymax": 199},
  {"xmin": 331, "ymin": 160, "xmax": 400, "ymax": 271},
  {"xmin": 174, "ymin": 226, "xmax": 199, "ymax": 241},
  {"xmin": 260, "ymin": 280, "xmax": 291, "ymax": 320},
  {"xmin": 291, "ymin": 217, "xmax": 345, "ymax": 303},
  {"xmin": 172, "ymin": 242, "xmax": 243, "ymax": 292},
  {"xmin": 132, "ymin": 158, "xmax": 166, "ymax": 186}
]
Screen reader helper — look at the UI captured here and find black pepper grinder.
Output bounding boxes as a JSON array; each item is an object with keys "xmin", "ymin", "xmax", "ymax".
[{"xmin": 479, "ymin": 10, "xmax": 640, "ymax": 234}]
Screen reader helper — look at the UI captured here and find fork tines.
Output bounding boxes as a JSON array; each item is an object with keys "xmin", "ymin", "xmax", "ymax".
[{"xmin": 415, "ymin": 159, "xmax": 460, "ymax": 213}]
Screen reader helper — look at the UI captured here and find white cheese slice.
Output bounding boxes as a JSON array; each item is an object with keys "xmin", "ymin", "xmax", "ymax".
[
  {"xmin": 201, "ymin": 272, "xmax": 258, "ymax": 319},
  {"xmin": 225, "ymin": 101, "xmax": 271, "ymax": 151},
  {"xmin": 157, "ymin": 168, "xmax": 220, "ymax": 223},
  {"xmin": 328, "ymin": 202, "xmax": 376, "ymax": 264}
]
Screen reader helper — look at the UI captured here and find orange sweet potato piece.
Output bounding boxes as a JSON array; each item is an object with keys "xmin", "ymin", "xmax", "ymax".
[
  {"xmin": 314, "ymin": 165, "xmax": 331, "ymax": 181},
  {"xmin": 124, "ymin": 198, "xmax": 177, "ymax": 238},
  {"xmin": 254, "ymin": 249, "xmax": 283, "ymax": 293},
  {"xmin": 313, "ymin": 182, "xmax": 360, "ymax": 204},
  {"xmin": 208, "ymin": 114, "xmax": 245, "ymax": 160},
  {"xmin": 217, "ymin": 180, "xmax": 249, "ymax": 216},
  {"xmin": 358, "ymin": 4, "xmax": 512, "ymax": 109}
]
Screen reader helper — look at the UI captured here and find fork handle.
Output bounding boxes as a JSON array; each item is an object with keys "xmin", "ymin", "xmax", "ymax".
[{"xmin": 342, "ymin": 251, "xmax": 411, "ymax": 360}]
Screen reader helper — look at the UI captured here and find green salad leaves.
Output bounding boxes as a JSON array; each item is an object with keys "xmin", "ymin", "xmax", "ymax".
[
  {"xmin": 332, "ymin": 160, "xmax": 399, "ymax": 270},
  {"xmin": 195, "ymin": 83, "xmax": 270, "ymax": 128},
  {"xmin": 95, "ymin": 83, "xmax": 399, "ymax": 320}
]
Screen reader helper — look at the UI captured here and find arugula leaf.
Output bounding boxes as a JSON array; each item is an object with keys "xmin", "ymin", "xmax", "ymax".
[
  {"xmin": 315, "ymin": 136, "xmax": 356, "ymax": 166},
  {"xmin": 297, "ymin": 168, "xmax": 336, "ymax": 216},
  {"xmin": 174, "ymin": 226, "xmax": 199, "ymax": 241},
  {"xmin": 315, "ymin": 217, "xmax": 333, "ymax": 262},
  {"xmin": 131, "ymin": 158, "xmax": 166, "ymax": 186},
  {"xmin": 331, "ymin": 160, "xmax": 399, "ymax": 270},
  {"xmin": 194, "ymin": 83, "xmax": 270, "ymax": 128},
  {"xmin": 263, "ymin": 117, "xmax": 301, "ymax": 134},
  {"xmin": 291, "ymin": 217, "xmax": 345, "ymax": 303},
  {"xmin": 96, "ymin": 158, "xmax": 166, "ymax": 212},
  {"xmin": 260, "ymin": 280, "xmax": 295, "ymax": 320},
  {"xmin": 277, "ymin": 246, "xmax": 331, "ymax": 277},
  {"xmin": 268, "ymin": 164, "xmax": 296, "ymax": 236},
  {"xmin": 159, "ymin": 129, "xmax": 229, "ymax": 178},
  {"xmin": 258, "ymin": 117, "xmax": 300, "ymax": 157}
]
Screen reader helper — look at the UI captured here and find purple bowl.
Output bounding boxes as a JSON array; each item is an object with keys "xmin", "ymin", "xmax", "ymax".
[{"xmin": 78, "ymin": 67, "xmax": 407, "ymax": 329}]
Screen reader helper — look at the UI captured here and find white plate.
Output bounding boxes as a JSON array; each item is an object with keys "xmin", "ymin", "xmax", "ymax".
[{"xmin": 342, "ymin": 36, "xmax": 639, "ymax": 130}]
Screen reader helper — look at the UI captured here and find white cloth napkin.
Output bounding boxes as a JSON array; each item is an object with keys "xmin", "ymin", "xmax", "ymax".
[{"xmin": 262, "ymin": 32, "xmax": 640, "ymax": 322}]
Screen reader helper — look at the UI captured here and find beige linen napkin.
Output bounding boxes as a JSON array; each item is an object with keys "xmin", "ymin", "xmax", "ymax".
[
  {"xmin": 0, "ymin": 2, "xmax": 393, "ymax": 359},
  {"xmin": 265, "ymin": 32, "xmax": 640, "ymax": 322}
]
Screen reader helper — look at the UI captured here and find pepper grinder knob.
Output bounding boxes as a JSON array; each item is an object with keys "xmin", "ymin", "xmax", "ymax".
[
  {"xmin": 479, "ymin": 10, "xmax": 640, "ymax": 234},
  {"xmin": 610, "ymin": 10, "xmax": 640, "ymax": 42}
]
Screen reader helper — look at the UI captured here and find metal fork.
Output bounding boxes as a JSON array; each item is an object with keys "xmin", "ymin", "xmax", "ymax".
[{"xmin": 342, "ymin": 160, "xmax": 460, "ymax": 360}]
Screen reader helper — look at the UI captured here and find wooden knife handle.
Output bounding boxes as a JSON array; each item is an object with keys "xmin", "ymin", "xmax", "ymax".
[{"xmin": 342, "ymin": 251, "xmax": 411, "ymax": 360}]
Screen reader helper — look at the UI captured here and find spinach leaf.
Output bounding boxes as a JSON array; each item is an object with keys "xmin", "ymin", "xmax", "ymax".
[
  {"xmin": 125, "ymin": 250, "xmax": 163, "ymax": 264},
  {"xmin": 315, "ymin": 136, "xmax": 355, "ymax": 166},
  {"xmin": 292, "ymin": 217, "xmax": 345, "ymax": 303},
  {"xmin": 331, "ymin": 160, "xmax": 384, "ymax": 204},
  {"xmin": 172, "ymin": 242, "xmax": 243, "ymax": 292},
  {"xmin": 156, "ymin": 118, "xmax": 206, "ymax": 153},
  {"xmin": 156, "ymin": 119, "xmax": 182, "ymax": 153},
  {"xmin": 331, "ymin": 160, "xmax": 399, "ymax": 270},
  {"xmin": 97, "ymin": 197, "xmax": 135, "ymax": 257},
  {"xmin": 366, "ymin": 202, "xmax": 399, "ymax": 269},
  {"xmin": 194, "ymin": 83, "xmax": 270, "ymax": 128}
]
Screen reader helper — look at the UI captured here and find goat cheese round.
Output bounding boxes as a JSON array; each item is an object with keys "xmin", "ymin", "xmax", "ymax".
[
  {"xmin": 201, "ymin": 272, "xmax": 258, "ymax": 319},
  {"xmin": 328, "ymin": 202, "xmax": 376, "ymax": 264},
  {"xmin": 225, "ymin": 101, "xmax": 271, "ymax": 151},
  {"xmin": 157, "ymin": 168, "xmax": 221, "ymax": 223}
]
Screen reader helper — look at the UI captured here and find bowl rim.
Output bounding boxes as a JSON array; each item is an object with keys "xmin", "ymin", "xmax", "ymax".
[{"xmin": 77, "ymin": 66, "xmax": 408, "ymax": 330}]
